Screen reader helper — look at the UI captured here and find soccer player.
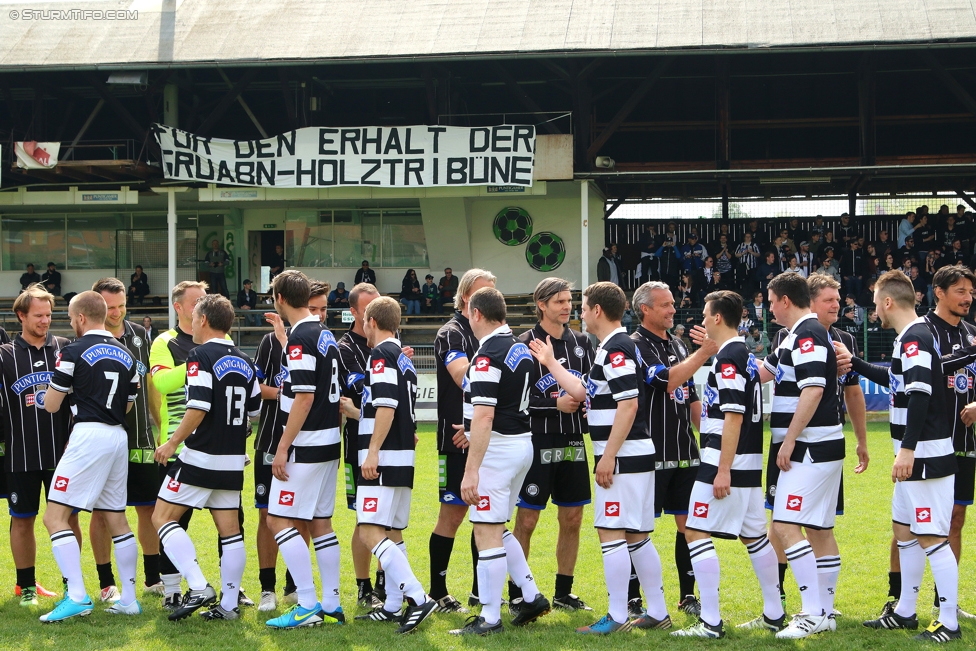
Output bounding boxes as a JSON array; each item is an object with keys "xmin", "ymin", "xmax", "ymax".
[
  {"xmin": 88, "ymin": 278, "xmax": 162, "ymax": 603},
  {"xmin": 152, "ymin": 294, "xmax": 261, "ymax": 621},
  {"xmin": 252, "ymin": 283, "xmax": 328, "ymax": 611},
  {"xmin": 345, "ymin": 296, "xmax": 436, "ymax": 633},
  {"xmin": 428, "ymin": 268, "xmax": 496, "ymax": 612},
  {"xmin": 670, "ymin": 291, "xmax": 784, "ymax": 639},
  {"xmin": 264, "ymin": 270, "xmax": 346, "ymax": 629},
  {"xmin": 337, "ymin": 282, "xmax": 387, "ymax": 610},
  {"xmin": 40, "ymin": 291, "xmax": 140, "ymax": 622},
  {"xmin": 630, "ymin": 281, "xmax": 718, "ymax": 619},
  {"xmin": 531, "ymin": 281, "xmax": 667, "ymax": 635},
  {"xmin": 763, "ymin": 272, "xmax": 844, "ymax": 639},
  {"xmin": 450, "ymin": 287, "xmax": 549, "ymax": 635},
  {"xmin": 0, "ymin": 285, "xmax": 75, "ymax": 605},
  {"xmin": 510, "ymin": 277, "xmax": 594, "ymax": 613},
  {"xmin": 844, "ymin": 270, "xmax": 961, "ymax": 642}
]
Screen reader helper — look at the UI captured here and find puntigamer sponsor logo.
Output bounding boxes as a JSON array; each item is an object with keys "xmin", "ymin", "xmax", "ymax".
[{"xmin": 81, "ymin": 344, "xmax": 133, "ymax": 369}]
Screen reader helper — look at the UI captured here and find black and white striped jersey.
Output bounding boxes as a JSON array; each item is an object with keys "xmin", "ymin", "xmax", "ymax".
[
  {"xmin": 518, "ymin": 323, "xmax": 591, "ymax": 435},
  {"xmin": 924, "ymin": 312, "xmax": 976, "ymax": 455},
  {"xmin": 358, "ymin": 338, "xmax": 418, "ymax": 488},
  {"xmin": 698, "ymin": 337, "xmax": 763, "ymax": 487},
  {"xmin": 889, "ymin": 318, "xmax": 955, "ymax": 480},
  {"xmin": 763, "ymin": 313, "xmax": 844, "ymax": 462},
  {"xmin": 830, "ymin": 326, "xmax": 861, "ymax": 424},
  {"xmin": 253, "ymin": 333, "xmax": 283, "ymax": 454},
  {"xmin": 585, "ymin": 327, "xmax": 653, "ymax": 474},
  {"xmin": 0, "ymin": 333, "xmax": 71, "ymax": 472},
  {"xmin": 435, "ymin": 311, "xmax": 478, "ymax": 454},
  {"xmin": 118, "ymin": 321, "xmax": 155, "ymax": 451},
  {"xmin": 632, "ymin": 326, "xmax": 701, "ymax": 468},
  {"xmin": 175, "ymin": 339, "xmax": 261, "ymax": 490},
  {"xmin": 464, "ymin": 324, "xmax": 532, "ymax": 438},
  {"xmin": 50, "ymin": 330, "xmax": 138, "ymax": 427},
  {"xmin": 338, "ymin": 326, "xmax": 370, "ymax": 465},
  {"xmin": 278, "ymin": 315, "xmax": 342, "ymax": 463}
]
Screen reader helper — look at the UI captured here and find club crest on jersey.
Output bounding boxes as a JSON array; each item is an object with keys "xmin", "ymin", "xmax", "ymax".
[
  {"xmin": 477, "ymin": 496, "xmax": 491, "ymax": 511},
  {"xmin": 797, "ymin": 338, "xmax": 815, "ymax": 354},
  {"xmin": 187, "ymin": 362, "xmax": 199, "ymax": 377},
  {"xmin": 288, "ymin": 345, "xmax": 303, "ymax": 360},
  {"xmin": 950, "ymin": 373, "xmax": 973, "ymax": 393},
  {"xmin": 25, "ymin": 390, "xmax": 46, "ymax": 408},
  {"xmin": 397, "ymin": 352, "xmax": 416, "ymax": 376},
  {"xmin": 786, "ymin": 495, "xmax": 803, "ymax": 511},
  {"xmin": 903, "ymin": 341, "xmax": 919, "ymax": 357},
  {"xmin": 316, "ymin": 330, "xmax": 338, "ymax": 355},
  {"xmin": 672, "ymin": 386, "xmax": 689, "ymax": 403},
  {"xmin": 574, "ymin": 345, "xmax": 585, "ymax": 358},
  {"xmin": 131, "ymin": 335, "xmax": 143, "ymax": 348},
  {"xmin": 11, "ymin": 372, "xmax": 53, "ymax": 395},
  {"xmin": 213, "ymin": 355, "xmax": 254, "ymax": 382},
  {"xmin": 81, "ymin": 344, "xmax": 133, "ymax": 370},
  {"xmin": 693, "ymin": 502, "xmax": 708, "ymax": 518},
  {"xmin": 720, "ymin": 364, "xmax": 737, "ymax": 379},
  {"xmin": 372, "ymin": 359, "xmax": 386, "ymax": 374},
  {"xmin": 609, "ymin": 352, "xmax": 626, "ymax": 368},
  {"xmin": 474, "ymin": 356, "xmax": 491, "ymax": 372},
  {"xmin": 504, "ymin": 343, "xmax": 532, "ymax": 371},
  {"xmin": 916, "ymin": 507, "xmax": 931, "ymax": 523},
  {"xmin": 604, "ymin": 502, "xmax": 620, "ymax": 516},
  {"xmin": 444, "ymin": 350, "xmax": 466, "ymax": 365}
]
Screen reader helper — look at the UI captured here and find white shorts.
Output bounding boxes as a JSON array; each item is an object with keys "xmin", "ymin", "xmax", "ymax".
[
  {"xmin": 267, "ymin": 460, "xmax": 338, "ymax": 521},
  {"xmin": 772, "ymin": 458, "xmax": 843, "ymax": 530},
  {"xmin": 469, "ymin": 435, "xmax": 533, "ymax": 525},
  {"xmin": 356, "ymin": 485, "xmax": 412, "ymax": 530},
  {"xmin": 685, "ymin": 482, "xmax": 767, "ymax": 540},
  {"xmin": 157, "ymin": 473, "xmax": 241, "ymax": 511},
  {"xmin": 48, "ymin": 423, "xmax": 128, "ymax": 512},
  {"xmin": 893, "ymin": 475, "xmax": 954, "ymax": 537},
  {"xmin": 594, "ymin": 471, "xmax": 656, "ymax": 533}
]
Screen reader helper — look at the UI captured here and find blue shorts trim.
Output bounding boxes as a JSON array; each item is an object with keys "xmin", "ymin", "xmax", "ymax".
[
  {"xmin": 440, "ymin": 491, "xmax": 463, "ymax": 505},
  {"xmin": 516, "ymin": 501, "xmax": 545, "ymax": 511},
  {"xmin": 954, "ymin": 500, "xmax": 973, "ymax": 506},
  {"xmin": 552, "ymin": 499, "xmax": 591, "ymax": 508},
  {"xmin": 9, "ymin": 509, "xmax": 38, "ymax": 518},
  {"xmin": 836, "ymin": 509, "xmax": 844, "ymax": 516},
  {"xmin": 347, "ymin": 502, "xmax": 357, "ymax": 511},
  {"xmin": 254, "ymin": 501, "xmax": 269, "ymax": 510},
  {"xmin": 765, "ymin": 502, "xmax": 774, "ymax": 511}
]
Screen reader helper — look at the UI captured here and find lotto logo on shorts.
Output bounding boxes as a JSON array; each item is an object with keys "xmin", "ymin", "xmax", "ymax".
[
  {"xmin": 372, "ymin": 359, "xmax": 385, "ymax": 374},
  {"xmin": 916, "ymin": 507, "xmax": 932, "ymax": 523},
  {"xmin": 363, "ymin": 498, "xmax": 378, "ymax": 512},
  {"xmin": 904, "ymin": 341, "xmax": 919, "ymax": 357},
  {"xmin": 278, "ymin": 491, "xmax": 295, "ymax": 506},
  {"xmin": 474, "ymin": 356, "xmax": 490, "ymax": 372},
  {"xmin": 786, "ymin": 494, "xmax": 803, "ymax": 511},
  {"xmin": 288, "ymin": 345, "xmax": 303, "ymax": 360},
  {"xmin": 798, "ymin": 338, "xmax": 815, "ymax": 354},
  {"xmin": 187, "ymin": 362, "xmax": 199, "ymax": 377},
  {"xmin": 167, "ymin": 478, "xmax": 180, "ymax": 492},
  {"xmin": 720, "ymin": 364, "xmax": 736, "ymax": 379},
  {"xmin": 693, "ymin": 502, "xmax": 709, "ymax": 518},
  {"xmin": 610, "ymin": 352, "xmax": 626, "ymax": 368},
  {"xmin": 477, "ymin": 496, "xmax": 491, "ymax": 511},
  {"xmin": 53, "ymin": 476, "xmax": 69, "ymax": 491},
  {"xmin": 604, "ymin": 502, "xmax": 620, "ymax": 516}
]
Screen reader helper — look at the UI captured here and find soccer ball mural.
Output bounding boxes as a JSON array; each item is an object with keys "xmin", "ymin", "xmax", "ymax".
[
  {"xmin": 525, "ymin": 232, "xmax": 566, "ymax": 272},
  {"xmin": 493, "ymin": 207, "xmax": 533, "ymax": 246}
]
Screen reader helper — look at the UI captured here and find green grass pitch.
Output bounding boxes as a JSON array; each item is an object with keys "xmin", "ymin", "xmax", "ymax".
[{"xmin": 0, "ymin": 421, "xmax": 971, "ymax": 648}]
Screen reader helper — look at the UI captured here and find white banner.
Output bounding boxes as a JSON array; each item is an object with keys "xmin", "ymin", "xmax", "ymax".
[
  {"xmin": 416, "ymin": 373, "xmax": 438, "ymax": 422},
  {"xmin": 153, "ymin": 124, "xmax": 536, "ymax": 188},
  {"xmin": 14, "ymin": 141, "xmax": 60, "ymax": 169}
]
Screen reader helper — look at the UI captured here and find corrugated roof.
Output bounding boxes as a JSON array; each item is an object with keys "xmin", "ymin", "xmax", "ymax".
[{"xmin": 1, "ymin": 0, "xmax": 975, "ymax": 71}]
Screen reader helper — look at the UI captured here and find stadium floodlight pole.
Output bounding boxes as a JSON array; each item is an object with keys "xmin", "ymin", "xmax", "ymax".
[
  {"xmin": 151, "ymin": 186, "xmax": 190, "ymax": 329},
  {"xmin": 581, "ymin": 180, "xmax": 589, "ymax": 288}
]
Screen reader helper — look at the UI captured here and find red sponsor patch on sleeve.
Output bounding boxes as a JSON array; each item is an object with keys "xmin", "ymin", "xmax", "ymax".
[
  {"xmin": 372, "ymin": 359, "xmax": 385, "ymax": 374},
  {"xmin": 797, "ymin": 337, "xmax": 815, "ymax": 354},
  {"xmin": 288, "ymin": 345, "xmax": 303, "ymax": 360},
  {"xmin": 610, "ymin": 352, "xmax": 626, "ymax": 368},
  {"xmin": 187, "ymin": 362, "xmax": 199, "ymax": 377},
  {"xmin": 474, "ymin": 356, "xmax": 491, "ymax": 371},
  {"xmin": 903, "ymin": 341, "xmax": 919, "ymax": 357},
  {"xmin": 720, "ymin": 364, "xmax": 736, "ymax": 379}
]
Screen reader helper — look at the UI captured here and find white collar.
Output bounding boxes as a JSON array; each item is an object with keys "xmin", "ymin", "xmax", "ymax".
[
  {"xmin": 478, "ymin": 324, "xmax": 512, "ymax": 346},
  {"xmin": 292, "ymin": 314, "xmax": 320, "ymax": 327},
  {"xmin": 375, "ymin": 336, "xmax": 401, "ymax": 348},
  {"xmin": 205, "ymin": 337, "xmax": 233, "ymax": 345},
  {"xmin": 86, "ymin": 329, "xmax": 113, "ymax": 337}
]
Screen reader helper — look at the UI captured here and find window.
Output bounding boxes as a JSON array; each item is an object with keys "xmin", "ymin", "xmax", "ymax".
[
  {"xmin": 2, "ymin": 216, "xmax": 66, "ymax": 271},
  {"xmin": 286, "ymin": 207, "xmax": 428, "ymax": 268},
  {"xmin": 67, "ymin": 214, "xmax": 124, "ymax": 269}
]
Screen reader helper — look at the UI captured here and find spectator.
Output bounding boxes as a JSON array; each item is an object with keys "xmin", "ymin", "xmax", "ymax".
[
  {"xmin": 878, "ymin": 252, "xmax": 897, "ymax": 275},
  {"xmin": 237, "ymin": 278, "xmax": 260, "ymax": 326},
  {"xmin": 898, "ymin": 211, "xmax": 916, "ymax": 247},
  {"xmin": 204, "ymin": 238, "xmax": 230, "ymax": 297},
  {"xmin": 421, "ymin": 273, "xmax": 438, "ymax": 313},
  {"xmin": 786, "ymin": 218, "xmax": 807, "ymax": 247},
  {"xmin": 735, "ymin": 232, "xmax": 760, "ymax": 279},
  {"xmin": 874, "ymin": 230, "xmax": 892, "ymax": 262},
  {"xmin": 899, "ymin": 235, "xmax": 916, "ymax": 266},
  {"xmin": 865, "ymin": 309, "xmax": 887, "ymax": 360},
  {"xmin": 819, "ymin": 247, "xmax": 841, "ymax": 283},
  {"xmin": 810, "ymin": 215, "xmax": 826, "ymax": 239},
  {"xmin": 840, "ymin": 239, "xmax": 864, "ymax": 297},
  {"xmin": 914, "ymin": 214, "xmax": 936, "ymax": 264},
  {"xmin": 909, "ymin": 266, "xmax": 928, "ymax": 296},
  {"xmin": 857, "ymin": 278, "xmax": 876, "ymax": 308},
  {"xmin": 355, "ymin": 260, "xmax": 377, "ymax": 286},
  {"xmin": 672, "ymin": 324, "xmax": 690, "ymax": 356},
  {"xmin": 693, "ymin": 257, "xmax": 721, "ymax": 303},
  {"xmin": 678, "ymin": 233, "xmax": 708, "ymax": 271},
  {"xmin": 714, "ymin": 234, "xmax": 734, "ymax": 287},
  {"xmin": 915, "ymin": 290, "xmax": 930, "ymax": 314},
  {"xmin": 940, "ymin": 215, "xmax": 959, "ymax": 249},
  {"xmin": 621, "ymin": 300, "xmax": 634, "ymax": 332},
  {"xmin": 677, "ymin": 272, "xmax": 695, "ymax": 306},
  {"xmin": 747, "ymin": 291, "xmax": 766, "ymax": 324},
  {"xmin": 329, "ymin": 281, "xmax": 350, "ymax": 308},
  {"xmin": 757, "ymin": 251, "xmax": 780, "ymax": 294},
  {"xmin": 786, "ymin": 255, "xmax": 805, "ymax": 278},
  {"xmin": 657, "ymin": 232, "xmax": 682, "ymax": 288},
  {"xmin": 268, "ymin": 244, "xmax": 285, "ymax": 281},
  {"xmin": 636, "ymin": 224, "xmax": 659, "ymax": 282},
  {"xmin": 745, "ymin": 325, "xmax": 770, "ymax": 357},
  {"xmin": 744, "ymin": 219, "xmax": 765, "ymax": 247},
  {"xmin": 41, "ymin": 262, "xmax": 61, "ymax": 297},
  {"xmin": 837, "ymin": 213, "xmax": 857, "ymax": 248},
  {"xmin": 128, "ymin": 265, "xmax": 150, "ymax": 304},
  {"xmin": 808, "ymin": 231, "xmax": 824, "ymax": 260},
  {"xmin": 597, "ymin": 246, "xmax": 621, "ymax": 286},
  {"xmin": 949, "ymin": 238, "xmax": 967, "ymax": 265},
  {"xmin": 795, "ymin": 242, "xmax": 813, "ymax": 277},
  {"xmin": 400, "ymin": 269, "xmax": 422, "ymax": 315},
  {"xmin": 841, "ymin": 294, "xmax": 865, "ymax": 328},
  {"xmin": 142, "ymin": 316, "xmax": 156, "ymax": 342},
  {"xmin": 822, "ymin": 230, "xmax": 838, "ymax": 251},
  {"xmin": 437, "ymin": 267, "xmax": 459, "ymax": 312},
  {"xmin": 19, "ymin": 264, "xmax": 40, "ymax": 291},
  {"xmin": 739, "ymin": 307, "xmax": 754, "ymax": 333}
]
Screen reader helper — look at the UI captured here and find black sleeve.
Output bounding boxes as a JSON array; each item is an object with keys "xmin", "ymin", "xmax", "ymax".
[
  {"xmin": 901, "ymin": 391, "xmax": 930, "ymax": 451},
  {"xmin": 941, "ymin": 344, "xmax": 976, "ymax": 374},
  {"xmin": 851, "ymin": 356, "xmax": 890, "ymax": 386}
]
